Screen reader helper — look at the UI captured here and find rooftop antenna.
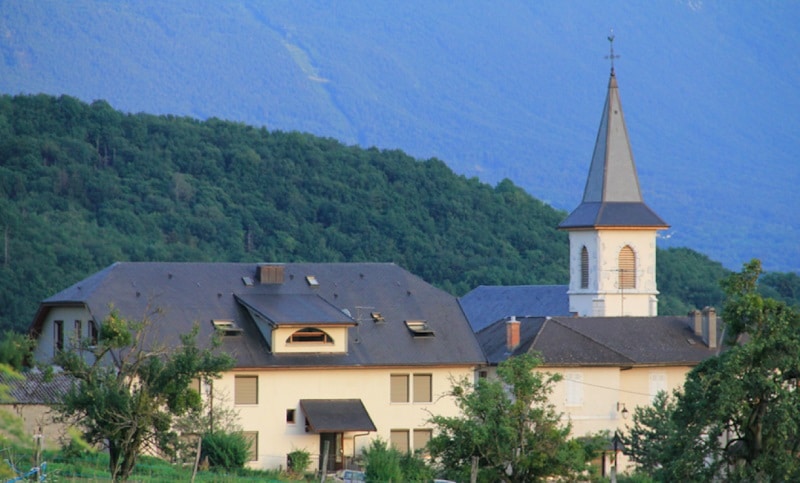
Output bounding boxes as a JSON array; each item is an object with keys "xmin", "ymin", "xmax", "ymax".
[{"xmin": 605, "ymin": 29, "xmax": 620, "ymax": 75}]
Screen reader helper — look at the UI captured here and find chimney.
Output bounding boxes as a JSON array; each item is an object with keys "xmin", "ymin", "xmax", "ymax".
[
  {"xmin": 258, "ymin": 264, "xmax": 285, "ymax": 284},
  {"xmin": 702, "ymin": 307, "xmax": 717, "ymax": 349},
  {"xmin": 506, "ymin": 316, "xmax": 520, "ymax": 352},
  {"xmin": 691, "ymin": 309, "xmax": 702, "ymax": 336}
]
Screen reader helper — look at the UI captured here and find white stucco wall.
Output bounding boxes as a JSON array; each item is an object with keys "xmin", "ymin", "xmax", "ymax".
[
  {"xmin": 215, "ymin": 366, "xmax": 473, "ymax": 470},
  {"xmin": 32, "ymin": 306, "xmax": 94, "ymax": 364},
  {"xmin": 567, "ymin": 229, "xmax": 659, "ymax": 316}
]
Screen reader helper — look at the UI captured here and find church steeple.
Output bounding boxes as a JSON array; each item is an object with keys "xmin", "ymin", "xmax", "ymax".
[
  {"xmin": 559, "ymin": 65, "xmax": 667, "ymax": 230},
  {"xmin": 559, "ymin": 36, "xmax": 668, "ymax": 317}
]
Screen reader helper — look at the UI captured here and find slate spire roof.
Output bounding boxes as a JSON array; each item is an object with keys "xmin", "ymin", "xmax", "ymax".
[{"xmin": 559, "ymin": 69, "xmax": 668, "ymax": 229}]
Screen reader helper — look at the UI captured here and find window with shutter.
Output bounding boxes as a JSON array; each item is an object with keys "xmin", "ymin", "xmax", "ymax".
[
  {"xmin": 580, "ymin": 246, "xmax": 589, "ymax": 289},
  {"xmin": 413, "ymin": 374, "xmax": 432, "ymax": 403},
  {"xmin": 390, "ymin": 374, "xmax": 409, "ymax": 403},
  {"xmin": 235, "ymin": 375, "xmax": 258, "ymax": 405},
  {"xmin": 390, "ymin": 430, "xmax": 410, "ymax": 453},
  {"xmin": 618, "ymin": 245, "xmax": 636, "ymax": 289},
  {"xmin": 413, "ymin": 429, "xmax": 432, "ymax": 452},
  {"xmin": 565, "ymin": 372, "xmax": 584, "ymax": 406},
  {"xmin": 243, "ymin": 431, "xmax": 258, "ymax": 461}
]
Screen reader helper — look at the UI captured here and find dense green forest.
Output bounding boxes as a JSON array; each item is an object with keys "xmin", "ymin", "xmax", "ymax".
[{"xmin": 0, "ymin": 94, "xmax": 796, "ymax": 333}]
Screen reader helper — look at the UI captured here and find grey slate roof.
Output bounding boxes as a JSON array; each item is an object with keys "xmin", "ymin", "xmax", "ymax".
[
  {"xmin": 0, "ymin": 371, "xmax": 72, "ymax": 404},
  {"xmin": 559, "ymin": 72, "xmax": 668, "ymax": 230},
  {"xmin": 478, "ymin": 315, "xmax": 723, "ymax": 366},
  {"xmin": 300, "ymin": 399, "xmax": 377, "ymax": 433},
  {"xmin": 31, "ymin": 262, "xmax": 485, "ymax": 369},
  {"xmin": 459, "ymin": 285, "xmax": 570, "ymax": 332}
]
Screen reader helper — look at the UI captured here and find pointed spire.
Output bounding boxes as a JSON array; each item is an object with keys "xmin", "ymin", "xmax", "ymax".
[
  {"xmin": 559, "ymin": 38, "xmax": 668, "ymax": 230},
  {"xmin": 582, "ymin": 69, "xmax": 642, "ymax": 203}
]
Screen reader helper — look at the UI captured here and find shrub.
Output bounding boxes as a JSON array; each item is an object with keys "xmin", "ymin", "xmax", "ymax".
[
  {"xmin": 201, "ymin": 431, "xmax": 249, "ymax": 470},
  {"xmin": 362, "ymin": 438, "xmax": 403, "ymax": 482},
  {"xmin": 287, "ymin": 448, "xmax": 311, "ymax": 474}
]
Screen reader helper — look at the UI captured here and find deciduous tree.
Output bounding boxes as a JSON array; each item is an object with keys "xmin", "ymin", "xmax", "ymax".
[
  {"xmin": 625, "ymin": 260, "xmax": 800, "ymax": 481},
  {"xmin": 428, "ymin": 353, "xmax": 591, "ymax": 482},
  {"xmin": 54, "ymin": 309, "xmax": 234, "ymax": 482}
]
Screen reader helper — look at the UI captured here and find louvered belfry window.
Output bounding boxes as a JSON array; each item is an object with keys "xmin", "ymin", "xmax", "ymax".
[
  {"xmin": 618, "ymin": 245, "xmax": 636, "ymax": 289},
  {"xmin": 580, "ymin": 246, "xmax": 589, "ymax": 289}
]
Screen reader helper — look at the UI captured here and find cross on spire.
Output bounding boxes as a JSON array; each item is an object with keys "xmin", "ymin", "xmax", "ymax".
[{"xmin": 605, "ymin": 29, "xmax": 620, "ymax": 74}]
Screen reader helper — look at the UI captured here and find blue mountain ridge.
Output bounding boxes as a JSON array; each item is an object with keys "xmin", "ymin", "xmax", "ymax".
[{"xmin": 1, "ymin": 0, "xmax": 798, "ymax": 272}]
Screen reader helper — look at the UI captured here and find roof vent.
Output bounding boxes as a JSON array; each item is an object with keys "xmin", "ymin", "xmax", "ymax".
[
  {"xmin": 405, "ymin": 320, "xmax": 435, "ymax": 338},
  {"xmin": 258, "ymin": 264, "xmax": 285, "ymax": 284},
  {"xmin": 212, "ymin": 319, "xmax": 243, "ymax": 336}
]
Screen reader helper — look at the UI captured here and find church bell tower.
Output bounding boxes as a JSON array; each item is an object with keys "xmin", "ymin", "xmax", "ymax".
[{"xmin": 558, "ymin": 35, "xmax": 669, "ymax": 317}]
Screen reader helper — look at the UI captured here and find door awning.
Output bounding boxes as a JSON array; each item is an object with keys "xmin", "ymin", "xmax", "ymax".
[{"xmin": 300, "ymin": 399, "xmax": 377, "ymax": 433}]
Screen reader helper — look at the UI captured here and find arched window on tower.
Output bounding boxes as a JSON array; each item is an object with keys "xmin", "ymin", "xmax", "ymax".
[
  {"xmin": 580, "ymin": 246, "xmax": 589, "ymax": 289},
  {"xmin": 618, "ymin": 245, "xmax": 636, "ymax": 289}
]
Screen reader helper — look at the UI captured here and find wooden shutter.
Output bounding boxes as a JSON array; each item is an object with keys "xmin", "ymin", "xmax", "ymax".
[
  {"xmin": 235, "ymin": 375, "xmax": 258, "ymax": 405},
  {"xmin": 413, "ymin": 429, "xmax": 432, "ymax": 452},
  {"xmin": 390, "ymin": 430, "xmax": 410, "ymax": 453},
  {"xmin": 618, "ymin": 246, "xmax": 636, "ymax": 289},
  {"xmin": 580, "ymin": 246, "xmax": 589, "ymax": 288},
  {"xmin": 391, "ymin": 374, "xmax": 409, "ymax": 403},
  {"xmin": 242, "ymin": 431, "xmax": 258, "ymax": 461},
  {"xmin": 413, "ymin": 374, "xmax": 432, "ymax": 403}
]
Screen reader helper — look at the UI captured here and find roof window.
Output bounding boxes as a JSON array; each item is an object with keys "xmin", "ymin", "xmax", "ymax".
[
  {"xmin": 212, "ymin": 319, "xmax": 243, "ymax": 336},
  {"xmin": 306, "ymin": 275, "xmax": 320, "ymax": 286},
  {"xmin": 405, "ymin": 320, "xmax": 435, "ymax": 338}
]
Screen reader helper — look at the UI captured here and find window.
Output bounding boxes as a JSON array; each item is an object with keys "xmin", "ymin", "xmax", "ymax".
[
  {"xmin": 235, "ymin": 375, "xmax": 258, "ymax": 405},
  {"xmin": 74, "ymin": 320, "xmax": 82, "ymax": 345},
  {"xmin": 242, "ymin": 431, "xmax": 258, "ymax": 462},
  {"xmin": 565, "ymin": 372, "xmax": 584, "ymax": 406},
  {"xmin": 286, "ymin": 408, "xmax": 296, "ymax": 424},
  {"xmin": 405, "ymin": 320, "xmax": 435, "ymax": 337},
  {"xmin": 413, "ymin": 429, "xmax": 432, "ymax": 453},
  {"xmin": 580, "ymin": 246, "xmax": 589, "ymax": 289},
  {"xmin": 413, "ymin": 374, "xmax": 432, "ymax": 403},
  {"xmin": 390, "ymin": 430, "xmax": 410, "ymax": 453},
  {"xmin": 54, "ymin": 320, "xmax": 64, "ymax": 354},
  {"xmin": 390, "ymin": 374, "xmax": 409, "ymax": 403},
  {"xmin": 212, "ymin": 319, "xmax": 243, "ymax": 336},
  {"xmin": 88, "ymin": 320, "xmax": 99, "ymax": 346},
  {"xmin": 649, "ymin": 373, "xmax": 667, "ymax": 403},
  {"xmin": 618, "ymin": 245, "xmax": 636, "ymax": 289},
  {"xmin": 286, "ymin": 328, "xmax": 334, "ymax": 344}
]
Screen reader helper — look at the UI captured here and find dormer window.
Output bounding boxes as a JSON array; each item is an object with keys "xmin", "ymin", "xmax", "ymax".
[{"xmin": 287, "ymin": 328, "xmax": 334, "ymax": 344}]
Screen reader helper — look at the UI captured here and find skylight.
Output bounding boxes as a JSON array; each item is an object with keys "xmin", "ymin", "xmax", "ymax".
[
  {"xmin": 306, "ymin": 275, "xmax": 320, "ymax": 286},
  {"xmin": 212, "ymin": 319, "xmax": 243, "ymax": 336},
  {"xmin": 405, "ymin": 320, "xmax": 435, "ymax": 338}
]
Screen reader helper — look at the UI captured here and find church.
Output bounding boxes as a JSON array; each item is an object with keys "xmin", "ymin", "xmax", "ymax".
[{"xmin": 460, "ymin": 55, "xmax": 724, "ymax": 473}]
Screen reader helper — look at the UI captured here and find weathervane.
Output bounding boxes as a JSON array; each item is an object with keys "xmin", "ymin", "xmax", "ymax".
[{"xmin": 606, "ymin": 29, "xmax": 620, "ymax": 74}]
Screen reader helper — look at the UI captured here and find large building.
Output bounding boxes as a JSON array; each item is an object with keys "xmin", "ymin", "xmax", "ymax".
[{"xmin": 29, "ymin": 262, "xmax": 485, "ymax": 470}]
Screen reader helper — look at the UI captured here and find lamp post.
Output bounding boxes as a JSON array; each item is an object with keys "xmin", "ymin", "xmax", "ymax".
[{"xmin": 611, "ymin": 430, "xmax": 623, "ymax": 483}]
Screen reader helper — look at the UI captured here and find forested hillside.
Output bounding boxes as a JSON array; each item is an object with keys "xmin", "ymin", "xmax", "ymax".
[
  {"xmin": 0, "ymin": 94, "xmax": 792, "ymax": 333},
  {"xmin": 2, "ymin": 1, "xmax": 797, "ymax": 273}
]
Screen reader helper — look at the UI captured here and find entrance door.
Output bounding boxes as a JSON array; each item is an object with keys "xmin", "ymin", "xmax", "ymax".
[{"xmin": 319, "ymin": 433, "xmax": 343, "ymax": 472}]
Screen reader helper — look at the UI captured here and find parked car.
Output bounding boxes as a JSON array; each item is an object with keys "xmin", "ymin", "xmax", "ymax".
[{"xmin": 334, "ymin": 469, "xmax": 366, "ymax": 482}]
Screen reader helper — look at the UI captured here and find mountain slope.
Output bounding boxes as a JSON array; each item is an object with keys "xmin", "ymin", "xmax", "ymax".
[{"xmin": 0, "ymin": 1, "xmax": 798, "ymax": 272}]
